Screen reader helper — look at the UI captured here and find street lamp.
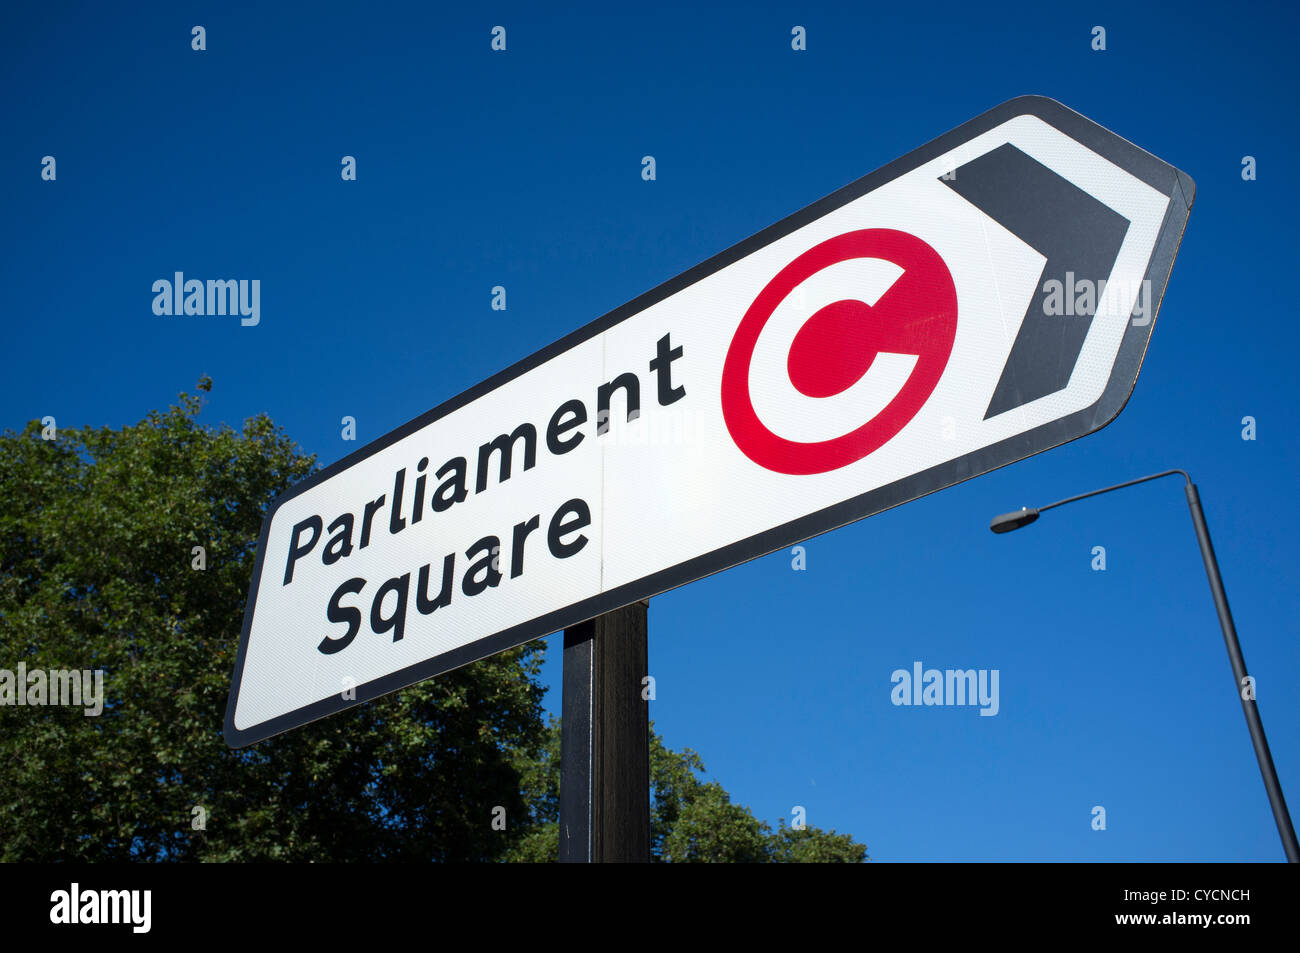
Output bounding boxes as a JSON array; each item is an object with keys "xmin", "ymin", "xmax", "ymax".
[{"xmin": 990, "ymin": 469, "xmax": 1299, "ymax": 863}]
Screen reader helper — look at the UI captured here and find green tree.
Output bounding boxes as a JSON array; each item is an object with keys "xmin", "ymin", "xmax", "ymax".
[
  {"xmin": 506, "ymin": 719, "xmax": 868, "ymax": 863},
  {"xmin": 0, "ymin": 385, "xmax": 548, "ymax": 861}
]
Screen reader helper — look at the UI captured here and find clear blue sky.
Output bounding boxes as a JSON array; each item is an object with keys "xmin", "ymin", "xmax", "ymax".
[{"xmin": 2, "ymin": 1, "xmax": 1296, "ymax": 861}]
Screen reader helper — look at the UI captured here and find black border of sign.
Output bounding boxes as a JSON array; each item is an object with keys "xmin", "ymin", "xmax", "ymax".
[{"xmin": 225, "ymin": 95, "xmax": 1195, "ymax": 747}]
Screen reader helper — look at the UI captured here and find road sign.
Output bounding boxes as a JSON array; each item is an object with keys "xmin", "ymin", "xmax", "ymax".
[{"xmin": 225, "ymin": 95, "xmax": 1194, "ymax": 746}]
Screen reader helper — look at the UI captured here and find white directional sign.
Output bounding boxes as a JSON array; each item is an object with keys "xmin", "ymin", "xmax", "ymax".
[{"xmin": 226, "ymin": 96, "xmax": 1194, "ymax": 746}]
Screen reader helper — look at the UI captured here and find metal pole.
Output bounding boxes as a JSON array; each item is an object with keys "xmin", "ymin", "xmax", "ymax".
[
  {"xmin": 994, "ymin": 469, "xmax": 1298, "ymax": 861},
  {"xmin": 1184, "ymin": 483, "xmax": 1300, "ymax": 862},
  {"xmin": 558, "ymin": 600, "xmax": 650, "ymax": 862}
]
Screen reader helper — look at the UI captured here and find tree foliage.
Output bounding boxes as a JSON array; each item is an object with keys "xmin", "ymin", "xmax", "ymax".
[
  {"xmin": 507, "ymin": 719, "xmax": 868, "ymax": 863},
  {"xmin": 0, "ymin": 388, "xmax": 547, "ymax": 861}
]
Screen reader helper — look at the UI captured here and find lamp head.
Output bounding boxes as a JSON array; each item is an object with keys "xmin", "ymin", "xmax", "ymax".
[{"xmin": 989, "ymin": 507, "xmax": 1040, "ymax": 534}]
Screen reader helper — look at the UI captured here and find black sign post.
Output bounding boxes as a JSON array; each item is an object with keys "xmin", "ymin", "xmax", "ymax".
[{"xmin": 558, "ymin": 601, "xmax": 650, "ymax": 862}]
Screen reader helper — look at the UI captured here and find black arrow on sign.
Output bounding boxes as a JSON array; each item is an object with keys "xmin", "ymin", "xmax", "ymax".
[{"xmin": 941, "ymin": 143, "xmax": 1131, "ymax": 419}]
